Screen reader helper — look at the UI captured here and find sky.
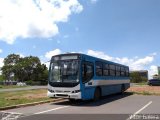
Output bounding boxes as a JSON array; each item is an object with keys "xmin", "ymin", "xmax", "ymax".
[{"xmin": 0, "ymin": 0, "xmax": 160, "ymax": 78}]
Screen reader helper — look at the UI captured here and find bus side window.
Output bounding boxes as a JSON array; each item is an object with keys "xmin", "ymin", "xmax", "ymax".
[
  {"xmin": 103, "ymin": 63, "xmax": 109, "ymax": 76},
  {"xmin": 82, "ymin": 62, "xmax": 94, "ymax": 83},
  {"xmin": 125, "ymin": 67, "xmax": 129, "ymax": 77},
  {"xmin": 109, "ymin": 64, "xmax": 116, "ymax": 76},
  {"xmin": 96, "ymin": 62, "xmax": 103, "ymax": 76},
  {"xmin": 120, "ymin": 67, "xmax": 125, "ymax": 76},
  {"xmin": 116, "ymin": 66, "xmax": 121, "ymax": 76}
]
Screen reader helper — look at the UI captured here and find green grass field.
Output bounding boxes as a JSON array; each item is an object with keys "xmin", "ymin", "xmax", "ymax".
[
  {"xmin": 134, "ymin": 82, "xmax": 148, "ymax": 86},
  {"xmin": 0, "ymin": 89, "xmax": 51, "ymax": 108}
]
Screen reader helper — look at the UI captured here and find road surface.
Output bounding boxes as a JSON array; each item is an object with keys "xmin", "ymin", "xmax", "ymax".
[{"xmin": 0, "ymin": 93, "xmax": 160, "ymax": 120}]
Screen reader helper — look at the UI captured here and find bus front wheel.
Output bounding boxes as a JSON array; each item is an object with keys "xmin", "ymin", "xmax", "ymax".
[
  {"xmin": 93, "ymin": 88, "xmax": 101, "ymax": 101},
  {"xmin": 69, "ymin": 99, "xmax": 76, "ymax": 102}
]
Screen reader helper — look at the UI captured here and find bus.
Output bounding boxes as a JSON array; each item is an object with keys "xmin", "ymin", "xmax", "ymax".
[{"xmin": 47, "ymin": 53, "xmax": 130, "ymax": 101}]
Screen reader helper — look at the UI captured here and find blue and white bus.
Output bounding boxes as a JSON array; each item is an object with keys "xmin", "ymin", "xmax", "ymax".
[{"xmin": 47, "ymin": 53, "xmax": 130, "ymax": 101}]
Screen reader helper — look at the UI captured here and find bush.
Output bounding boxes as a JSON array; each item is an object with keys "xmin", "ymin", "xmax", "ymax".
[
  {"xmin": 26, "ymin": 80, "xmax": 36, "ymax": 85},
  {"xmin": 26, "ymin": 80, "xmax": 47, "ymax": 85}
]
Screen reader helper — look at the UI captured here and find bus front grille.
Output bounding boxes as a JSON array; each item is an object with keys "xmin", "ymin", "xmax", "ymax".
[{"xmin": 56, "ymin": 94, "xmax": 68, "ymax": 97}]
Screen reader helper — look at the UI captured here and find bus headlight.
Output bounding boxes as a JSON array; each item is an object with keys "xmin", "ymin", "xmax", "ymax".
[{"xmin": 48, "ymin": 89, "xmax": 54, "ymax": 93}]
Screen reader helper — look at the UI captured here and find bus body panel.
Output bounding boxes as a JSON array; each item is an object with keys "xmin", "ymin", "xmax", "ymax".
[
  {"xmin": 81, "ymin": 86, "xmax": 96, "ymax": 100},
  {"xmin": 81, "ymin": 79, "xmax": 130, "ymax": 100}
]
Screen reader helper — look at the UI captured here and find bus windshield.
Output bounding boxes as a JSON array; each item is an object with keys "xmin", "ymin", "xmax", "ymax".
[{"xmin": 49, "ymin": 60, "xmax": 79, "ymax": 83}]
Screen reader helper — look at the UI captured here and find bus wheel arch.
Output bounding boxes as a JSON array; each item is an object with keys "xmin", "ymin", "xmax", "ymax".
[{"xmin": 93, "ymin": 87, "xmax": 101, "ymax": 101}]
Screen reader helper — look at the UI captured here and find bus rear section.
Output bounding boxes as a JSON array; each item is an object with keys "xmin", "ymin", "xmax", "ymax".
[{"xmin": 47, "ymin": 53, "xmax": 130, "ymax": 101}]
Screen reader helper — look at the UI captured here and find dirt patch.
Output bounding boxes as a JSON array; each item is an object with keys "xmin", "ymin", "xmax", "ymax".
[{"xmin": 127, "ymin": 86, "xmax": 160, "ymax": 95}]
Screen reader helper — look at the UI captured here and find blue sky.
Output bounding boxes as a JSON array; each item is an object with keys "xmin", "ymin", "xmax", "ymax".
[{"xmin": 0, "ymin": 0, "xmax": 160, "ymax": 77}]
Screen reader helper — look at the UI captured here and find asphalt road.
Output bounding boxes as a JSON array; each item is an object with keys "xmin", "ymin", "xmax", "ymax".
[{"xmin": 1, "ymin": 93, "xmax": 160, "ymax": 120}]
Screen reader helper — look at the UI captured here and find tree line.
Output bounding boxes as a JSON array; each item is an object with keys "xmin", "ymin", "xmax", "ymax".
[
  {"xmin": 0, "ymin": 54, "xmax": 48, "ymax": 85},
  {"xmin": 130, "ymin": 72, "xmax": 148, "ymax": 83}
]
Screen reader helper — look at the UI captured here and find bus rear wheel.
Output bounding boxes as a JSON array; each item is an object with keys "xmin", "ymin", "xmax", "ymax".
[{"xmin": 93, "ymin": 88, "xmax": 101, "ymax": 101}]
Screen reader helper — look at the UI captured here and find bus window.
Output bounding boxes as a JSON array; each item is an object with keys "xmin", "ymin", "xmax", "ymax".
[
  {"xmin": 96, "ymin": 62, "xmax": 103, "ymax": 76},
  {"xmin": 103, "ymin": 63, "xmax": 109, "ymax": 76},
  {"xmin": 116, "ymin": 66, "xmax": 121, "ymax": 76},
  {"xmin": 125, "ymin": 67, "xmax": 129, "ymax": 76},
  {"xmin": 109, "ymin": 64, "xmax": 116, "ymax": 76},
  {"xmin": 120, "ymin": 67, "xmax": 125, "ymax": 76},
  {"xmin": 82, "ymin": 62, "xmax": 94, "ymax": 83}
]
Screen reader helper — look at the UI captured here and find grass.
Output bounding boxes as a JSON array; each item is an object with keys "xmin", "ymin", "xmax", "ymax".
[
  {"xmin": 0, "ymin": 85, "xmax": 28, "ymax": 89},
  {"xmin": 131, "ymin": 91, "xmax": 160, "ymax": 96},
  {"xmin": 134, "ymin": 82, "xmax": 148, "ymax": 86},
  {"xmin": 0, "ymin": 89, "xmax": 52, "ymax": 108}
]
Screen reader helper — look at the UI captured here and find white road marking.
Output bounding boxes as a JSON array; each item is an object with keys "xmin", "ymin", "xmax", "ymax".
[
  {"xmin": 127, "ymin": 101, "xmax": 152, "ymax": 120},
  {"xmin": 34, "ymin": 106, "xmax": 69, "ymax": 114},
  {"xmin": 0, "ymin": 111, "xmax": 23, "ymax": 120},
  {"xmin": 0, "ymin": 111, "xmax": 22, "ymax": 114}
]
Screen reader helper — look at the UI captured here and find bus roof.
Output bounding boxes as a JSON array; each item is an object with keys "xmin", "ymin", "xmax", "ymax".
[{"xmin": 51, "ymin": 53, "xmax": 129, "ymax": 68}]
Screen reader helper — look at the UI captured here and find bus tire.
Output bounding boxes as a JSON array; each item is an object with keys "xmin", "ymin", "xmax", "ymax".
[
  {"xmin": 93, "ymin": 88, "xmax": 101, "ymax": 101},
  {"xmin": 69, "ymin": 99, "xmax": 76, "ymax": 102}
]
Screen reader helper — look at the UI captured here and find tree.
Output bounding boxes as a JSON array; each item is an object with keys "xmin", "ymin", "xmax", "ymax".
[
  {"xmin": 0, "ymin": 74, "xmax": 4, "ymax": 81},
  {"xmin": 2, "ymin": 54, "xmax": 48, "ymax": 85},
  {"xmin": 38, "ymin": 65, "xmax": 48, "ymax": 85},
  {"xmin": 1, "ymin": 65, "xmax": 13, "ymax": 81},
  {"xmin": 2, "ymin": 54, "xmax": 21, "ymax": 81},
  {"xmin": 14, "ymin": 56, "xmax": 48, "ymax": 82},
  {"xmin": 3, "ymin": 54, "xmax": 21, "ymax": 65},
  {"xmin": 130, "ymin": 72, "xmax": 147, "ymax": 83}
]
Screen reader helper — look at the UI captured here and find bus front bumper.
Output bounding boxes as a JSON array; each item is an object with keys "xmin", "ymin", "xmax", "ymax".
[{"xmin": 47, "ymin": 91, "xmax": 81, "ymax": 99}]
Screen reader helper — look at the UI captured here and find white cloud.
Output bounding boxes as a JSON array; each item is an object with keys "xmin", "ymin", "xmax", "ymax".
[
  {"xmin": 0, "ymin": 58, "xmax": 4, "ymax": 68},
  {"xmin": 87, "ymin": 50, "xmax": 113, "ymax": 61},
  {"xmin": 150, "ymin": 52, "xmax": 157, "ymax": 56},
  {"xmin": 90, "ymin": 0, "xmax": 98, "ymax": 4},
  {"xmin": 18, "ymin": 53, "xmax": 25, "ymax": 58},
  {"xmin": 131, "ymin": 56, "xmax": 154, "ymax": 70},
  {"xmin": 0, "ymin": 49, "xmax": 2, "ymax": 53},
  {"xmin": 87, "ymin": 50, "xmax": 155, "ymax": 71},
  {"xmin": 44, "ymin": 62, "xmax": 50, "ymax": 69},
  {"xmin": 0, "ymin": 0, "xmax": 83, "ymax": 44},
  {"xmin": 45, "ymin": 49, "xmax": 61, "ymax": 59},
  {"xmin": 42, "ymin": 49, "xmax": 62, "ymax": 69},
  {"xmin": 0, "ymin": 50, "xmax": 4, "ymax": 74},
  {"xmin": 116, "ymin": 56, "xmax": 155, "ymax": 71},
  {"xmin": 149, "ymin": 65, "xmax": 158, "ymax": 78},
  {"xmin": 0, "ymin": 58, "xmax": 4, "ymax": 74}
]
